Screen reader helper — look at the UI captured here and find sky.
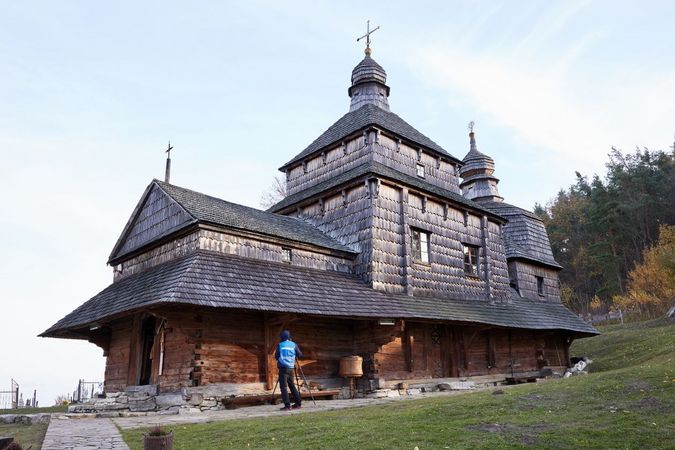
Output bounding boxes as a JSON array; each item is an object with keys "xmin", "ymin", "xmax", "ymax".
[{"xmin": 1, "ymin": 0, "xmax": 673, "ymax": 407}]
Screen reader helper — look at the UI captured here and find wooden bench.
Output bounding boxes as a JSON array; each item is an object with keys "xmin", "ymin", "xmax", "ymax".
[
  {"xmin": 505, "ymin": 376, "xmax": 538, "ymax": 384},
  {"xmin": 223, "ymin": 389, "xmax": 340, "ymax": 407}
]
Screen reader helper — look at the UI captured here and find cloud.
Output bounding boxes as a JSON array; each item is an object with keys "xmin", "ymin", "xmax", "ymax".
[{"xmin": 401, "ymin": 5, "xmax": 675, "ymax": 183}]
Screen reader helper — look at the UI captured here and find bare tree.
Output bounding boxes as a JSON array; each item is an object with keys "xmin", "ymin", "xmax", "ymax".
[{"xmin": 259, "ymin": 175, "xmax": 287, "ymax": 209}]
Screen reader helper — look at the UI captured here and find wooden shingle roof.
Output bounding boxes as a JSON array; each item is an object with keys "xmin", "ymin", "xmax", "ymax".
[
  {"xmin": 270, "ymin": 161, "xmax": 505, "ymax": 222},
  {"xmin": 280, "ymin": 104, "xmax": 460, "ymax": 170},
  {"xmin": 481, "ymin": 201, "xmax": 562, "ymax": 269},
  {"xmin": 109, "ymin": 180, "xmax": 356, "ymax": 263},
  {"xmin": 41, "ymin": 250, "xmax": 596, "ymax": 338}
]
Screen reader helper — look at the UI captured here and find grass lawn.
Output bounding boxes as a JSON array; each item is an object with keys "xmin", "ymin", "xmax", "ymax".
[
  {"xmin": 121, "ymin": 319, "xmax": 674, "ymax": 449},
  {"xmin": 0, "ymin": 405, "xmax": 66, "ymax": 449},
  {"xmin": 0, "ymin": 405, "xmax": 67, "ymax": 415},
  {"xmin": 0, "ymin": 422, "xmax": 49, "ymax": 450}
]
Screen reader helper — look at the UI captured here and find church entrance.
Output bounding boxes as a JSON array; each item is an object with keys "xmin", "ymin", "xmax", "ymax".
[{"xmin": 138, "ymin": 316, "xmax": 157, "ymax": 385}]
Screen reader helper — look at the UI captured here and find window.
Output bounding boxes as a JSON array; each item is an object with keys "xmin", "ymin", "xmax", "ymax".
[
  {"xmin": 463, "ymin": 244, "xmax": 480, "ymax": 276},
  {"xmin": 411, "ymin": 229, "xmax": 430, "ymax": 263},
  {"xmin": 536, "ymin": 276, "xmax": 544, "ymax": 296},
  {"xmin": 281, "ymin": 248, "xmax": 292, "ymax": 263},
  {"xmin": 416, "ymin": 164, "xmax": 425, "ymax": 178}
]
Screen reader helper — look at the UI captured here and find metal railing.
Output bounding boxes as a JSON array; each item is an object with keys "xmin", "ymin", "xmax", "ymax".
[
  {"xmin": 0, "ymin": 379, "xmax": 19, "ymax": 409},
  {"xmin": 74, "ymin": 379, "xmax": 104, "ymax": 403}
]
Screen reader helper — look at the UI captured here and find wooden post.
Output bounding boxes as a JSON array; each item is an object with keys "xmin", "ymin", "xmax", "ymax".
[
  {"xmin": 263, "ymin": 314, "xmax": 274, "ymax": 390},
  {"xmin": 400, "ymin": 188, "xmax": 413, "ymax": 296},
  {"xmin": 404, "ymin": 327, "xmax": 413, "ymax": 372}
]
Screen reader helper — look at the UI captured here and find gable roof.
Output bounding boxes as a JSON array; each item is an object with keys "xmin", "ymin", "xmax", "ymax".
[
  {"xmin": 269, "ymin": 161, "xmax": 505, "ymax": 222},
  {"xmin": 109, "ymin": 180, "xmax": 355, "ymax": 264},
  {"xmin": 280, "ymin": 104, "xmax": 460, "ymax": 170},
  {"xmin": 41, "ymin": 250, "xmax": 597, "ymax": 338},
  {"xmin": 480, "ymin": 201, "xmax": 562, "ymax": 269}
]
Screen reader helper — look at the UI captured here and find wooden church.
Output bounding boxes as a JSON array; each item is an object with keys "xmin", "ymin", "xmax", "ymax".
[{"xmin": 41, "ymin": 40, "xmax": 597, "ymax": 403}]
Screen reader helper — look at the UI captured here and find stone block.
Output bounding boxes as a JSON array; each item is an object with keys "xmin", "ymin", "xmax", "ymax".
[
  {"xmin": 156, "ymin": 393, "xmax": 185, "ymax": 409},
  {"xmin": 0, "ymin": 415, "xmax": 17, "ymax": 424},
  {"xmin": 125, "ymin": 384, "xmax": 158, "ymax": 396},
  {"xmin": 187, "ymin": 393, "xmax": 204, "ymax": 406},
  {"xmin": 438, "ymin": 381, "xmax": 475, "ymax": 391},
  {"xmin": 386, "ymin": 390, "xmax": 400, "ymax": 398},
  {"xmin": 200, "ymin": 399, "xmax": 217, "ymax": 408},
  {"xmin": 128, "ymin": 398, "xmax": 157, "ymax": 412},
  {"xmin": 366, "ymin": 390, "xmax": 389, "ymax": 399},
  {"xmin": 406, "ymin": 388, "xmax": 422, "ymax": 396}
]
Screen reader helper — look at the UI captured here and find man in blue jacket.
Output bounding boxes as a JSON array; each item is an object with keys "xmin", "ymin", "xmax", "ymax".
[{"xmin": 275, "ymin": 330, "xmax": 303, "ymax": 411}]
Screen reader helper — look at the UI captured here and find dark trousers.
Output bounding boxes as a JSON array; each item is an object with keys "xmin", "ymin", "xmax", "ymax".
[{"xmin": 278, "ymin": 367, "xmax": 301, "ymax": 407}]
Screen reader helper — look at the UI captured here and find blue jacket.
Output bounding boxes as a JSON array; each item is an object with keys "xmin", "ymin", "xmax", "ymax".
[{"xmin": 275, "ymin": 339, "xmax": 302, "ymax": 369}]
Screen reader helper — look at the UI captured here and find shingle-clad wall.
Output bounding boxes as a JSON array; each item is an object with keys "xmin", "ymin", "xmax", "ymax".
[
  {"xmin": 289, "ymin": 184, "xmax": 374, "ymax": 282},
  {"xmin": 286, "ymin": 131, "xmax": 460, "ymax": 198},
  {"xmin": 114, "ymin": 229, "xmax": 353, "ymax": 281},
  {"xmin": 198, "ymin": 230, "xmax": 353, "ymax": 273},
  {"xmin": 372, "ymin": 134, "xmax": 459, "ymax": 193},
  {"xmin": 114, "ymin": 232, "xmax": 200, "ymax": 281},
  {"xmin": 510, "ymin": 261, "xmax": 562, "ymax": 302},
  {"xmin": 286, "ymin": 136, "xmax": 368, "ymax": 195},
  {"xmin": 114, "ymin": 184, "xmax": 194, "ymax": 260},
  {"xmin": 371, "ymin": 183, "xmax": 510, "ymax": 299}
]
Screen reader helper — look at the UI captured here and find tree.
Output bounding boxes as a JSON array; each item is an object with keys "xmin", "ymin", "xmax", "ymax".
[
  {"xmin": 536, "ymin": 145, "xmax": 674, "ymax": 314},
  {"xmin": 259, "ymin": 175, "xmax": 287, "ymax": 209},
  {"xmin": 613, "ymin": 224, "xmax": 675, "ymax": 317}
]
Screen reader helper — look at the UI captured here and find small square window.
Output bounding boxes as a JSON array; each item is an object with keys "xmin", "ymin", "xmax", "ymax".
[
  {"xmin": 411, "ymin": 229, "xmax": 430, "ymax": 263},
  {"xmin": 281, "ymin": 248, "xmax": 292, "ymax": 263},
  {"xmin": 536, "ymin": 276, "xmax": 544, "ymax": 296},
  {"xmin": 463, "ymin": 244, "xmax": 480, "ymax": 276},
  {"xmin": 416, "ymin": 164, "xmax": 425, "ymax": 178}
]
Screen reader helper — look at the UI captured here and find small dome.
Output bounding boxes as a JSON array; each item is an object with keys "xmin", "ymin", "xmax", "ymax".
[
  {"xmin": 348, "ymin": 52, "xmax": 391, "ymax": 112},
  {"xmin": 351, "ymin": 55, "xmax": 387, "ymax": 86},
  {"xmin": 459, "ymin": 131, "xmax": 502, "ymax": 202}
]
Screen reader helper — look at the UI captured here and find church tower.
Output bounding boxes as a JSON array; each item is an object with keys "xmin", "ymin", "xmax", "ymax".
[
  {"xmin": 272, "ymin": 40, "xmax": 511, "ymax": 300},
  {"xmin": 459, "ymin": 127, "xmax": 504, "ymax": 203}
]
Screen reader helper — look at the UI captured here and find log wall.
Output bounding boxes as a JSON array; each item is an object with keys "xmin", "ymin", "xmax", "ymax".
[
  {"xmin": 103, "ymin": 319, "xmax": 132, "ymax": 392},
  {"xmin": 103, "ymin": 307, "xmax": 569, "ymax": 393}
]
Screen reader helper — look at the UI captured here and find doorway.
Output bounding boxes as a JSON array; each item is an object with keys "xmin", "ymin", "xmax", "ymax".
[{"xmin": 138, "ymin": 317, "xmax": 157, "ymax": 385}]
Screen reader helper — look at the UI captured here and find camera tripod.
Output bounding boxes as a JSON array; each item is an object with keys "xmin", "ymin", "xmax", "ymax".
[{"xmin": 270, "ymin": 361, "xmax": 316, "ymax": 406}]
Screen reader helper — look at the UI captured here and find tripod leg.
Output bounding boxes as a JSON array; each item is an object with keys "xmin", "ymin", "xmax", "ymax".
[
  {"xmin": 296, "ymin": 361, "xmax": 316, "ymax": 406},
  {"xmin": 270, "ymin": 379, "xmax": 279, "ymax": 405}
]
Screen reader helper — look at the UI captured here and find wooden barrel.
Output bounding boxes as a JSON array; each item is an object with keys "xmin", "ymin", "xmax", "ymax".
[{"xmin": 339, "ymin": 355, "xmax": 363, "ymax": 377}]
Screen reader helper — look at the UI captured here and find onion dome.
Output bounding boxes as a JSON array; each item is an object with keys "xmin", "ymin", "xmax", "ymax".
[
  {"xmin": 348, "ymin": 49, "xmax": 390, "ymax": 112},
  {"xmin": 459, "ymin": 127, "xmax": 503, "ymax": 202}
]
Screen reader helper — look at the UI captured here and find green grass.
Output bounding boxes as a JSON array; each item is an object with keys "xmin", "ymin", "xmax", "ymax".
[
  {"xmin": 0, "ymin": 405, "xmax": 66, "ymax": 449},
  {"xmin": 0, "ymin": 405, "xmax": 67, "ymax": 415},
  {"xmin": 121, "ymin": 319, "xmax": 675, "ymax": 449},
  {"xmin": 0, "ymin": 422, "xmax": 49, "ymax": 450}
]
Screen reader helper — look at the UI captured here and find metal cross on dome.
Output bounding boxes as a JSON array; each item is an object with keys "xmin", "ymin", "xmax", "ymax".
[{"xmin": 357, "ymin": 20, "xmax": 380, "ymax": 52}]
